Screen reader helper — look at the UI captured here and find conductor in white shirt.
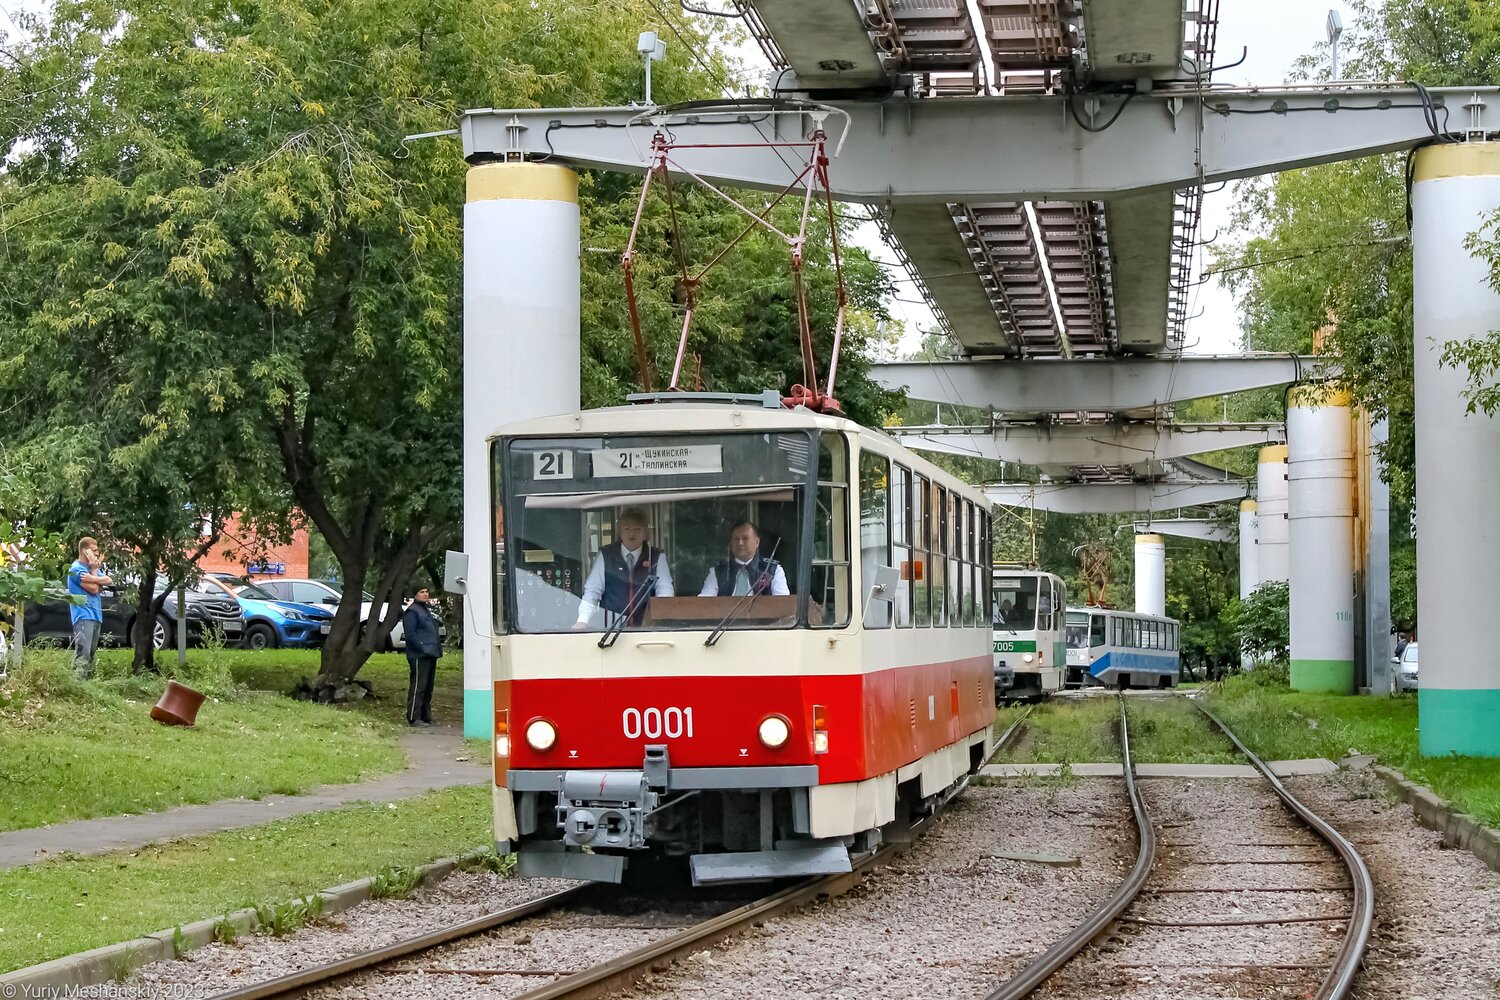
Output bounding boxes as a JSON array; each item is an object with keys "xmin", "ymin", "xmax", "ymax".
[
  {"xmin": 573, "ymin": 508, "xmax": 674, "ymax": 629},
  {"xmin": 699, "ymin": 521, "xmax": 790, "ymax": 597}
]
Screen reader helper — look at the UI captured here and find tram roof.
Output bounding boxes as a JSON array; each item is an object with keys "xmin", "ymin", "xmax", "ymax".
[{"xmin": 488, "ymin": 401, "xmax": 991, "ymax": 506}]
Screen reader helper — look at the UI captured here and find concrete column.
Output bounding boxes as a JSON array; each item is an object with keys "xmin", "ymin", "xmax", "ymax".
[
  {"xmin": 1413, "ymin": 142, "xmax": 1500, "ymax": 756},
  {"xmin": 1238, "ymin": 499, "xmax": 1258, "ymax": 670},
  {"xmin": 1287, "ymin": 386, "xmax": 1355, "ymax": 693},
  {"xmin": 1238, "ymin": 500, "xmax": 1259, "ymax": 600},
  {"xmin": 1357, "ymin": 415, "xmax": 1393, "ymax": 694},
  {"xmin": 462, "ymin": 163, "xmax": 581, "ymax": 740},
  {"xmin": 1256, "ymin": 445, "xmax": 1289, "ymax": 587},
  {"xmin": 1134, "ymin": 534, "xmax": 1165, "ymax": 617}
]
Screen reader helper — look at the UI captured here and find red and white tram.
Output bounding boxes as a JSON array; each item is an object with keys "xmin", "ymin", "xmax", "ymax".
[{"xmin": 488, "ymin": 392, "xmax": 995, "ymax": 884}]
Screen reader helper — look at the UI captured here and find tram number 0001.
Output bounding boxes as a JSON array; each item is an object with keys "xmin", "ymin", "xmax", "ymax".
[{"xmin": 622, "ymin": 706, "xmax": 695, "ymax": 740}]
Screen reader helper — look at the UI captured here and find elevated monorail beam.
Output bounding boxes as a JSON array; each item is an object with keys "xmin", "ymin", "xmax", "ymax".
[
  {"xmin": 877, "ymin": 356, "xmax": 1325, "ymax": 411},
  {"xmin": 460, "ymin": 88, "xmax": 1498, "ymax": 202},
  {"xmin": 892, "ymin": 421, "xmax": 1284, "ymax": 466},
  {"xmin": 986, "ymin": 480, "xmax": 1248, "ymax": 514},
  {"xmin": 1132, "ymin": 518, "xmax": 1233, "ymax": 543}
]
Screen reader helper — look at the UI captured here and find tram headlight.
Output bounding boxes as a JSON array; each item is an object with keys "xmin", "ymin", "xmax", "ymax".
[
  {"xmin": 525, "ymin": 718, "xmax": 558, "ymax": 752},
  {"xmin": 757, "ymin": 714, "xmax": 791, "ymax": 749},
  {"xmin": 1022, "ymin": 653, "xmax": 1035, "ymax": 664}
]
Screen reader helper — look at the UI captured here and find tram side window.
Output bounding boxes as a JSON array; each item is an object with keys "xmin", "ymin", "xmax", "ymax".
[
  {"xmin": 948, "ymin": 493, "xmax": 963, "ymax": 626},
  {"xmin": 961, "ymin": 501, "xmax": 977, "ymax": 627},
  {"xmin": 981, "ymin": 514, "xmax": 992, "ymax": 622},
  {"xmin": 811, "ymin": 433, "xmax": 852, "ymax": 628},
  {"xmin": 1090, "ymin": 614, "xmax": 1106, "ymax": 647},
  {"xmin": 932, "ymin": 484, "xmax": 948, "ymax": 628},
  {"xmin": 859, "ymin": 450, "xmax": 892, "ymax": 629},
  {"xmin": 914, "ymin": 474, "xmax": 931, "ymax": 626},
  {"xmin": 893, "ymin": 464, "xmax": 914, "ymax": 628},
  {"xmin": 491, "ymin": 443, "xmax": 508, "ymax": 636}
]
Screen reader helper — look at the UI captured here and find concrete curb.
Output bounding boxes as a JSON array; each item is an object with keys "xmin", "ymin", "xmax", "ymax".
[
  {"xmin": 0, "ymin": 849, "xmax": 488, "ymax": 993},
  {"xmin": 1370, "ymin": 765, "xmax": 1500, "ymax": 874}
]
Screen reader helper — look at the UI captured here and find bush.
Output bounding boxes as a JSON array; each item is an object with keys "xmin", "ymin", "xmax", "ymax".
[{"xmin": 1226, "ymin": 581, "xmax": 1290, "ymax": 664}]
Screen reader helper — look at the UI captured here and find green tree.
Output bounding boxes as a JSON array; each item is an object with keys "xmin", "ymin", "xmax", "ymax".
[
  {"xmin": 1, "ymin": 0, "xmax": 900, "ymax": 687},
  {"xmin": 1213, "ymin": 0, "xmax": 1500, "ymax": 636},
  {"xmin": 1227, "ymin": 580, "xmax": 1291, "ymax": 665}
]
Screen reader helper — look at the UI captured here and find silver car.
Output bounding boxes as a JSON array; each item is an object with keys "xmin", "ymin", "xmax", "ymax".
[{"xmin": 1394, "ymin": 642, "xmax": 1418, "ymax": 693}]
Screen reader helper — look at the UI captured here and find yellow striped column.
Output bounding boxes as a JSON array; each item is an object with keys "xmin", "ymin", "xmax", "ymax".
[
  {"xmin": 1412, "ymin": 142, "xmax": 1500, "ymax": 755},
  {"xmin": 463, "ymin": 164, "xmax": 581, "ymax": 741}
]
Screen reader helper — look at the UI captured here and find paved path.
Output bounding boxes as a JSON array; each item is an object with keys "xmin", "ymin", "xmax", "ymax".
[
  {"xmin": 981, "ymin": 758, "xmax": 1340, "ymax": 779},
  {"xmin": 0, "ymin": 726, "xmax": 490, "ymax": 869}
]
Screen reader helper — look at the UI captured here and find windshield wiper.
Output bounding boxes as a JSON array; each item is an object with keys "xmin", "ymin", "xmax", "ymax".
[
  {"xmin": 597, "ymin": 573, "xmax": 657, "ymax": 649},
  {"xmin": 705, "ymin": 538, "xmax": 782, "ymax": 647}
]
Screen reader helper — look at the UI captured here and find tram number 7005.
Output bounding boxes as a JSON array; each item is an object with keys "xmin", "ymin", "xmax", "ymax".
[{"xmin": 622, "ymin": 706, "xmax": 695, "ymax": 740}]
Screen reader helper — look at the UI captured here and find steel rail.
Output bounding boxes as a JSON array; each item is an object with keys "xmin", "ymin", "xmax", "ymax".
[
  {"xmin": 507, "ymin": 846, "xmax": 896, "ymax": 1000},
  {"xmin": 1191, "ymin": 700, "xmax": 1375, "ymax": 1000},
  {"xmin": 206, "ymin": 885, "xmax": 592, "ymax": 1000},
  {"xmin": 982, "ymin": 694, "xmax": 1157, "ymax": 1000},
  {"xmin": 209, "ymin": 832, "xmax": 913, "ymax": 1000}
]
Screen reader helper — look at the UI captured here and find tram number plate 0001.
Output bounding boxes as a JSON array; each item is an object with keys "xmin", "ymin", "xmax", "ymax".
[{"xmin": 622, "ymin": 706, "xmax": 695, "ymax": 739}]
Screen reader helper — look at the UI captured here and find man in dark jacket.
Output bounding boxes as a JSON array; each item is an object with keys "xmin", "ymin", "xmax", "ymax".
[
  {"xmin": 698, "ymin": 521, "xmax": 789, "ymax": 597},
  {"xmin": 402, "ymin": 587, "xmax": 443, "ymax": 727},
  {"xmin": 572, "ymin": 507, "xmax": 674, "ymax": 630}
]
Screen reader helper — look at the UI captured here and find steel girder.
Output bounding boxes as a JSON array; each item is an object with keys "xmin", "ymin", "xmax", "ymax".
[
  {"xmin": 875, "ymin": 355, "xmax": 1324, "ymax": 411},
  {"xmin": 986, "ymin": 479, "xmax": 1248, "ymax": 513},
  {"xmin": 459, "ymin": 88, "xmax": 1495, "ymax": 202},
  {"xmin": 1132, "ymin": 518, "xmax": 1234, "ymax": 542},
  {"xmin": 892, "ymin": 421, "xmax": 1284, "ymax": 466}
]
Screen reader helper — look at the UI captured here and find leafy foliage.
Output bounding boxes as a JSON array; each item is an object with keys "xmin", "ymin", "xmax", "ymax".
[
  {"xmin": 1, "ymin": 0, "xmax": 899, "ymax": 684},
  {"xmin": 1227, "ymin": 580, "xmax": 1290, "ymax": 665},
  {"xmin": 1213, "ymin": 0, "xmax": 1500, "ymax": 632}
]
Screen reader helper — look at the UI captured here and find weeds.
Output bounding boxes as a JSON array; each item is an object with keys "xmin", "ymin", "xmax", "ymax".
[
  {"xmin": 170, "ymin": 924, "xmax": 187, "ymax": 959},
  {"xmin": 212, "ymin": 914, "xmax": 240, "ymax": 945},
  {"xmin": 458, "ymin": 848, "xmax": 516, "ymax": 876},
  {"xmin": 368, "ymin": 864, "xmax": 424, "ymax": 900},
  {"xmin": 252, "ymin": 895, "xmax": 326, "ymax": 937}
]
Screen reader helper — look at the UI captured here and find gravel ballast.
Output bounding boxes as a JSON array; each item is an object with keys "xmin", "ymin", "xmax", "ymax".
[{"xmin": 135, "ymin": 769, "xmax": 1500, "ymax": 999}]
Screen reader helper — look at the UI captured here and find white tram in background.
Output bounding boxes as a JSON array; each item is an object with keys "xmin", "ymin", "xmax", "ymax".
[
  {"xmin": 487, "ymin": 393, "xmax": 996, "ymax": 885},
  {"xmin": 990, "ymin": 567, "xmax": 1067, "ymax": 701},
  {"xmin": 1065, "ymin": 606, "xmax": 1182, "ymax": 689}
]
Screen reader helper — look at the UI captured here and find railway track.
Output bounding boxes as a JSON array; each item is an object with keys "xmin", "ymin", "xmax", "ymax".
[
  {"xmin": 984, "ymin": 694, "xmax": 1375, "ymax": 1000},
  {"xmin": 206, "ymin": 813, "xmax": 934, "ymax": 1000}
]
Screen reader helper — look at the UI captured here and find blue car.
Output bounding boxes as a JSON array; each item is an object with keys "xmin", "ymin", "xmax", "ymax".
[{"xmin": 207, "ymin": 576, "xmax": 333, "ymax": 650}]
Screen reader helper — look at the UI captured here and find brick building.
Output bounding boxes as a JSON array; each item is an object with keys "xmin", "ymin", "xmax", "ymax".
[{"xmin": 198, "ymin": 515, "xmax": 311, "ymax": 582}]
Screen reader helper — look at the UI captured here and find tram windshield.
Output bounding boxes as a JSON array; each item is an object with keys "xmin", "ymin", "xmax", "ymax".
[
  {"xmin": 1065, "ymin": 611, "xmax": 1090, "ymax": 648},
  {"xmin": 991, "ymin": 575, "xmax": 1039, "ymax": 630},
  {"xmin": 496, "ymin": 430, "xmax": 851, "ymax": 634}
]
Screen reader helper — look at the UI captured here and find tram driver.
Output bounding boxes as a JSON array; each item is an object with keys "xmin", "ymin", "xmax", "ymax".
[
  {"xmin": 698, "ymin": 521, "xmax": 790, "ymax": 597},
  {"xmin": 572, "ymin": 507, "xmax": 674, "ymax": 630}
]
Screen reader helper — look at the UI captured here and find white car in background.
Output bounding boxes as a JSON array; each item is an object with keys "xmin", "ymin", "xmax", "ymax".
[
  {"xmin": 1394, "ymin": 642, "xmax": 1418, "ymax": 693},
  {"xmin": 253, "ymin": 578, "xmax": 414, "ymax": 649}
]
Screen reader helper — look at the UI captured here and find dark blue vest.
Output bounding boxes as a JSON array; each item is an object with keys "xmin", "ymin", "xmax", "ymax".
[
  {"xmin": 713, "ymin": 556, "xmax": 781, "ymax": 597},
  {"xmin": 601, "ymin": 542, "xmax": 660, "ymax": 624}
]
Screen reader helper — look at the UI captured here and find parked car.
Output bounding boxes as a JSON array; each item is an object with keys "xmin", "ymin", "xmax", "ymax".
[
  {"xmin": 8, "ymin": 587, "xmax": 132, "ymax": 648},
  {"xmin": 205, "ymin": 575, "xmax": 333, "ymax": 650},
  {"xmin": 7, "ymin": 579, "xmax": 242, "ymax": 650},
  {"xmin": 254, "ymin": 578, "xmax": 444, "ymax": 650},
  {"xmin": 1394, "ymin": 642, "xmax": 1418, "ymax": 693}
]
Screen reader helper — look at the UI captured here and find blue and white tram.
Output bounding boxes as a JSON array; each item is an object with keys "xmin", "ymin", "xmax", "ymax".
[{"xmin": 1064, "ymin": 607, "xmax": 1181, "ymax": 689}]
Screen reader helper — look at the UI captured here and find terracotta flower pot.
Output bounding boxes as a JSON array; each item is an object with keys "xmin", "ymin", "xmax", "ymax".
[{"xmin": 151, "ymin": 679, "xmax": 207, "ymax": 727}]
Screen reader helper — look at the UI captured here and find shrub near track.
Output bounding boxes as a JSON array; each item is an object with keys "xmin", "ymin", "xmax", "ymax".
[
  {"xmin": 0, "ymin": 649, "xmax": 405, "ymax": 832},
  {"xmin": 1207, "ymin": 675, "xmax": 1500, "ymax": 827}
]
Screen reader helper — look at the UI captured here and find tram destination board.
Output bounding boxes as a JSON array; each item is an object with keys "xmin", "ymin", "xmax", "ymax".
[{"xmin": 593, "ymin": 444, "xmax": 723, "ymax": 477}]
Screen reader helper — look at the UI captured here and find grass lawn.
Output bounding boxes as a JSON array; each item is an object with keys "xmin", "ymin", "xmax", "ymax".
[
  {"xmin": 1206, "ymin": 677, "xmax": 1500, "ymax": 827},
  {"xmin": 0, "ymin": 649, "xmax": 409, "ymax": 833},
  {"xmin": 0, "ymin": 785, "xmax": 493, "ymax": 973},
  {"xmin": 991, "ymin": 696, "xmax": 1239, "ymax": 765}
]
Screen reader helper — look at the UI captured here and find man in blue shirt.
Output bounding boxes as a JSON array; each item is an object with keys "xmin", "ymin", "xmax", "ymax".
[{"xmin": 67, "ymin": 536, "xmax": 112, "ymax": 678}]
